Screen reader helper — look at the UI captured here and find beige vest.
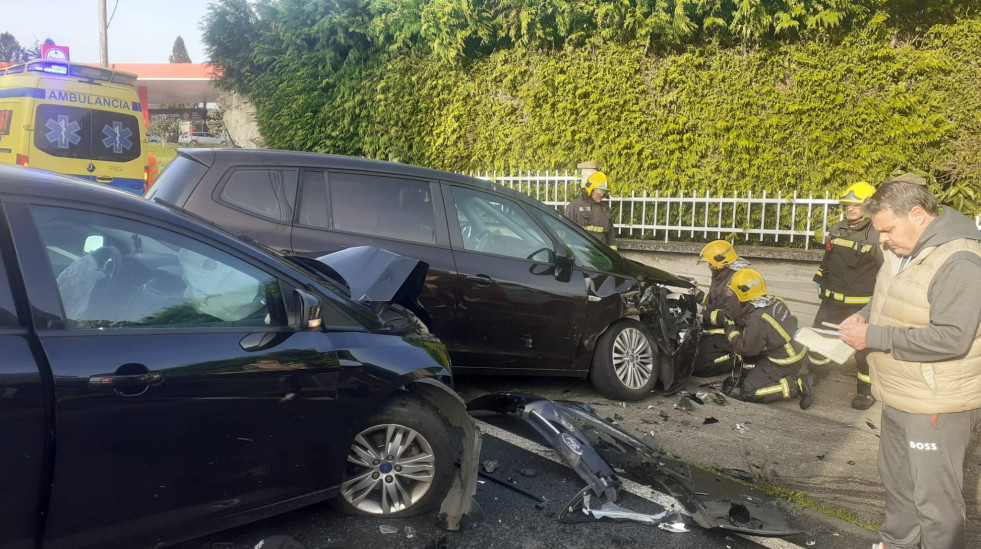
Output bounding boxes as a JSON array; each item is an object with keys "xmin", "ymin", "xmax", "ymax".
[{"xmin": 868, "ymin": 238, "xmax": 981, "ymax": 414}]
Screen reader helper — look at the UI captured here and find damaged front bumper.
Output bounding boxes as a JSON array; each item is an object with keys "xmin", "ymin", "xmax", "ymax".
[{"xmin": 468, "ymin": 393, "xmax": 799, "ymax": 536}]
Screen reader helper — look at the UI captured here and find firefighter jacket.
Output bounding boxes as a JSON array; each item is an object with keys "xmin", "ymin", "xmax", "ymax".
[
  {"xmin": 724, "ymin": 296, "xmax": 808, "ymax": 368},
  {"xmin": 698, "ymin": 258, "xmax": 751, "ymax": 334},
  {"xmin": 864, "ymin": 207, "xmax": 981, "ymax": 414},
  {"xmin": 564, "ymin": 196, "xmax": 615, "ymax": 246},
  {"xmin": 813, "ymin": 217, "xmax": 882, "ymax": 305}
]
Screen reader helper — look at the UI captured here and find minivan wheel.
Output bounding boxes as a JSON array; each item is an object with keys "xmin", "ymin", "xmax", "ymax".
[
  {"xmin": 331, "ymin": 395, "xmax": 452, "ymax": 517},
  {"xmin": 590, "ymin": 319, "xmax": 659, "ymax": 401},
  {"xmin": 189, "ymin": 140, "xmax": 198, "ymax": 145}
]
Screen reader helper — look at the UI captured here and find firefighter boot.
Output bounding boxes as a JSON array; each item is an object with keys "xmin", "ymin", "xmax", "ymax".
[
  {"xmin": 851, "ymin": 393, "xmax": 876, "ymax": 410},
  {"xmin": 797, "ymin": 374, "xmax": 815, "ymax": 410}
]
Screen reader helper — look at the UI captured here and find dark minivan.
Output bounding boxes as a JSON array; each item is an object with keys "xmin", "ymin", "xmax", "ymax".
[{"xmin": 148, "ymin": 149, "xmax": 701, "ymax": 400}]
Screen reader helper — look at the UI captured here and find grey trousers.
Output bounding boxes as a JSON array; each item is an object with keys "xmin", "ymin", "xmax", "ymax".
[{"xmin": 878, "ymin": 405, "xmax": 981, "ymax": 549}]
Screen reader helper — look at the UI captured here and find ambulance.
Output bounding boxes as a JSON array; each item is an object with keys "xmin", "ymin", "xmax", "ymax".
[{"xmin": 0, "ymin": 59, "xmax": 148, "ymax": 194}]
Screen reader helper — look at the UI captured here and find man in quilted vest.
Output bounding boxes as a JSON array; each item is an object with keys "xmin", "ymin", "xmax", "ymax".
[{"xmin": 839, "ymin": 178, "xmax": 981, "ymax": 549}]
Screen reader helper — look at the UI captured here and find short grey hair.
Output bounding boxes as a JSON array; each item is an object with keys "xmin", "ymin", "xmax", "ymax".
[{"xmin": 864, "ymin": 180, "xmax": 939, "ymax": 217}]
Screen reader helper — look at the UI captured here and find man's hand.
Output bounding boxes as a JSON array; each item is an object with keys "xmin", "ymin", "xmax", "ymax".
[{"xmin": 839, "ymin": 314, "xmax": 869, "ymax": 350}]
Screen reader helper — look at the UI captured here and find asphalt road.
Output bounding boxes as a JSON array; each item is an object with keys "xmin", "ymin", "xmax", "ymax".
[{"xmin": 172, "ymin": 379, "xmax": 878, "ymax": 549}]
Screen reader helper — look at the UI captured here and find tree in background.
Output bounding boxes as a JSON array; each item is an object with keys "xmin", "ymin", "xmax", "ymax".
[
  {"xmin": 170, "ymin": 36, "xmax": 192, "ymax": 63},
  {"xmin": 0, "ymin": 32, "xmax": 25, "ymax": 62},
  {"xmin": 23, "ymin": 38, "xmax": 55, "ymax": 60}
]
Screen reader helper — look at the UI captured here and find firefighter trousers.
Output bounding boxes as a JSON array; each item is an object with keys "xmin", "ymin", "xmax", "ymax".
[
  {"xmin": 737, "ymin": 358, "xmax": 806, "ymax": 404},
  {"xmin": 693, "ymin": 332, "xmax": 737, "ymax": 377},
  {"xmin": 809, "ymin": 298, "xmax": 871, "ymax": 395}
]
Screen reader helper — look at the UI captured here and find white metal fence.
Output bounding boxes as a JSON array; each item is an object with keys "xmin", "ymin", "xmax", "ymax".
[{"xmin": 469, "ymin": 170, "xmax": 981, "ymax": 251}]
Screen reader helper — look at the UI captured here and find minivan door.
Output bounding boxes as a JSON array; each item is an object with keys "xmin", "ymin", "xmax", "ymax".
[{"xmin": 443, "ymin": 185, "xmax": 586, "ymax": 373}]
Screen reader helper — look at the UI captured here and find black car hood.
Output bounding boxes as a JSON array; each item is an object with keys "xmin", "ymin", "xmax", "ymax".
[
  {"xmin": 316, "ymin": 246, "xmax": 429, "ymax": 307},
  {"xmin": 621, "ymin": 257, "xmax": 695, "ymax": 289}
]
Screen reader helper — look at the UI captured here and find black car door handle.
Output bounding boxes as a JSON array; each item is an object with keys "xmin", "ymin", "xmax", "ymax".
[
  {"xmin": 466, "ymin": 274, "xmax": 493, "ymax": 287},
  {"xmin": 89, "ymin": 372, "xmax": 163, "ymax": 387}
]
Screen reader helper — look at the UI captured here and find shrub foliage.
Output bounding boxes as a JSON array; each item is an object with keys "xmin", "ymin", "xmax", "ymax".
[{"xmin": 202, "ymin": 0, "xmax": 980, "ymax": 213}]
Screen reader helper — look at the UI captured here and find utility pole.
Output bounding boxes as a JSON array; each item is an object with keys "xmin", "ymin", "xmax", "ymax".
[{"xmin": 98, "ymin": 0, "xmax": 109, "ymax": 67}]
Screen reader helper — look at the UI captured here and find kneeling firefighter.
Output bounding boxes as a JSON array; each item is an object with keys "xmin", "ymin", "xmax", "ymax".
[
  {"xmin": 693, "ymin": 240, "xmax": 751, "ymax": 376},
  {"xmin": 722, "ymin": 268, "xmax": 815, "ymax": 409},
  {"xmin": 564, "ymin": 172, "xmax": 616, "ymax": 249}
]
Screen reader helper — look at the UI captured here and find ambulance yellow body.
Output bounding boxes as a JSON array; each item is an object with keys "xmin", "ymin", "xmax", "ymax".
[{"xmin": 0, "ymin": 59, "xmax": 147, "ymax": 194}]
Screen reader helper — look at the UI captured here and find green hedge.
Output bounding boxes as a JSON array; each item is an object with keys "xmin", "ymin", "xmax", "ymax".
[{"xmin": 250, "ymin": 18, "xmax": 981, "ymax": 214}]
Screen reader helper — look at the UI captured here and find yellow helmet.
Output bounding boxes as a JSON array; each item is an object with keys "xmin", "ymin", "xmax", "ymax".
[
  {"xmin": 839, "ymin": 181, "xmax": 876, "ymax": 205},
  {"xmin": 583, "ymin": 172, "xmax": 610, "ymax": 195},
  {"xmin": 729, "ymin": 268, "xmax": 767, "ymax": 302},
  {"xmin": 697, "ymin": 240, "xmax": 738, "ymax": 269}
]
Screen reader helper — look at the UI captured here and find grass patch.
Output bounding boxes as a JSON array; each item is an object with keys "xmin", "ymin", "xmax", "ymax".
[
  {"xmin": 146, "ymin": 143, "xmax": 179, "ymax": 171},
  {"xmin": 756, "ymin": 482, "xmax": 880, "ymax": 531}
]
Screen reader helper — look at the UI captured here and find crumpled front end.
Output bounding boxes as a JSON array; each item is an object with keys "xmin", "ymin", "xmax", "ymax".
[{"xmin": 624, "ymin": 275, "xmax": 701, "ymax": 394}]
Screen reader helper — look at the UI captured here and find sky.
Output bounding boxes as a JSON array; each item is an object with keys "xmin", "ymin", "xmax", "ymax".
[{"xmin": 2, "ymin": 0, "xmax": 212, "ymax": 64}]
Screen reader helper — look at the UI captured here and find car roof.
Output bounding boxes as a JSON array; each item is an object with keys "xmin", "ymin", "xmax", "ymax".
[
  {"xmin": 0, "ymin": 164, "xmax": 269, "ymax": 255},
  {"xmin": 175, "ymin": 148, "xmax": 563, "ymax": 216}
]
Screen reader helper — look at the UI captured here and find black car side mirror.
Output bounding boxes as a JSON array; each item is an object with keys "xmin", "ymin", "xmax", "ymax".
[
  {"xmin": 553, "ymin": 243, "xmax": 575, "ymax": 283},
  {"xmin": 290, "ymin": 288, "xmax": 323, "ymax": 330}
]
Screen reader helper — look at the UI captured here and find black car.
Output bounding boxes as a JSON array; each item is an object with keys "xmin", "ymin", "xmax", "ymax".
[
  {"xmin": 148, "ymin": 149, "xmax": 701, "ymax": 401},
  {"xmin": 0, "ymin": 164, "xmax": 476, "ymax": 548}
]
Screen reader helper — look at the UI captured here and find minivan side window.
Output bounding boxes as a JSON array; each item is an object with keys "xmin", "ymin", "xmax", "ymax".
[
  {"xmin": 540, "ymin": 215, "xmax": 614, "ymax": 272},
  {"xmin": 218, "ymin": 168, "xmax": 298, "ymax": 223},
  {"xmin": 0, "ymin": 246, "xmax": 19, "ymax": 327},
  {"xmin": 31, "ymin": 205, "xmax": 287, "ymax": 330},
  {"xmin": 450, "ymin": 187, "xmax": 553, "ymax": 260},
  {"xmin": 328, "ymin": 173, "xmax": 436, "ymax": 245}
]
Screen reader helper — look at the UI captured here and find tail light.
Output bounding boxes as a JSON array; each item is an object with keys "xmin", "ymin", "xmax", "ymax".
[
  {"xmin": 144, "ymin": 165, "xmax": 150, "ymax": 193},
  {"xmin": 15, "ymin": 154, "xmax": 28, "ymax": 167}
]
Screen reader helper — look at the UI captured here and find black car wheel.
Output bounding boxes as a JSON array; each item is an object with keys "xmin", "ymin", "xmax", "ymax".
[
  {"xmin": 590, "ymin": 319, "xmax": 659, "ymax": 401},
  {"xmin": 332, "ymin": 395, "xmax": 452, "ymax": 517}
]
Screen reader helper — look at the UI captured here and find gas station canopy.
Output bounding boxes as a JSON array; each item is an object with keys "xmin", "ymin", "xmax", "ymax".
[{"xmin": 109, "ymin": 63, "xmax": 220, "ymax": 105}]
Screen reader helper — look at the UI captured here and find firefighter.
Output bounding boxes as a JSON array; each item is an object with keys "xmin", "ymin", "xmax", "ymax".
[
  {"xmin": 809, "ymin": 181, "xmax": 883, "ymax": 410},
  {"xmin": 564, "ymin": 172, "xmax": 616, "ymax": 248},
  {"xmin": 722, "ymin": 268, "xmax": 815, "ymax": 409},
  {"xmin": 692, "ymin": 240, "xmax": 751, "ymax": 376}
]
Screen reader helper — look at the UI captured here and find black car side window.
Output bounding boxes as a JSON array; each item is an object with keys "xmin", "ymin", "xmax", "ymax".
[
  {"xmin": 218, "ymin": 168, "xmax": 298, "ymax": 223},
  {"xmin": 0, "ymin": 245, "xmax": 19, "ymax": 328},
  {"xmin": 450, "ymin": 187, "xmax": 553, "ymax": 260},
  {"xmin": 328, "ymin": 173, "xmax": 436, "ymax": 245},
  {"xmin": 31, "ymin": 205, "xmax": 288, "ymax": 330},
  {"xmin": 540, "ymin": 215, "xmax": 614, "ymax": 272}
]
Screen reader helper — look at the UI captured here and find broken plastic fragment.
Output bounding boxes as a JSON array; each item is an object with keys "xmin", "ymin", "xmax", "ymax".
[
  {"xmin": 703, "ymin": 417, "xmax": 719, "ymax": 425},
  {"xmin": 482, "ymin": 460, "xmax": 499, "ymax": 473},
  {"xmin": 519, "ymin": 467, "xmax": 538, "ymax": 477},
  {"xmin": 379, "ymin": 524, "xmax": 399, "ymax": 534},
  {"xmin": 405, "ymin": 526, "xmax": 416, "ymax": 539},
  {"xmin": 674, "ymin": 397, "xmax": 694, "ymax": 412},
  {"xmin": 659, "ymin": 521, "xmax": 690, "ymax": 533},
  {"xmin": 806, "ymin": 541, "xmax": 816, "ymax": 546}
]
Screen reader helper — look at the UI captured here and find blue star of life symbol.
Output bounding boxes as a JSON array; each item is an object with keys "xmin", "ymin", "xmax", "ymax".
[
  {"xmin": 102, "ymin": 122, "xmax": 133, "ymax": 154},
  {"xmin": 45, "ymin": 115, "xmax": 82, "ymax": 149}
]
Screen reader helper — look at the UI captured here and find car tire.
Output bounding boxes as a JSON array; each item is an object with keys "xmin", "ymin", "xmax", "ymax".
[
  {"xmin": 590, "ymin": 319, "xmax": 659, "ymax": 401},
  {"xmin": 189, "ymin": 140, "xmax": 198, "ymax": 145},
  {"xmin": 331, "ymin": 394, "xmax": 453, "ymax": 517}
]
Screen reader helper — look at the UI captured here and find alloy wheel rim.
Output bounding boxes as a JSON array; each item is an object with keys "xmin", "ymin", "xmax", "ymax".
[
  {"xmin": 612, "ymin": 327, "xmax": 655, "ymax": 389},
  {"xmin": 340, "ymin": 423, "xmax": 436, "ymax": 514}
]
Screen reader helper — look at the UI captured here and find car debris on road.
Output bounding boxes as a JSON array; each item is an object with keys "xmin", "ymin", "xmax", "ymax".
[{"xmin": 467, "ymin": 393, "xmax": 801, "ymax": 536}]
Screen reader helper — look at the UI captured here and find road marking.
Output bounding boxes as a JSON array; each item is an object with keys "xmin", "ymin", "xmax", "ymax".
[{"xmin": 476, "ymin": 418, "xmax": 806, "ymax": 549}]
